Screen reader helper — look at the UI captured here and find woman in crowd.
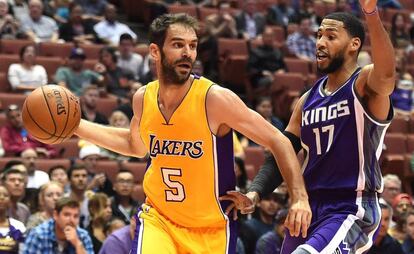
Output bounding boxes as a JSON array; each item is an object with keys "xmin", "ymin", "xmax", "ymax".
[
  {"xmin": 0, "ymin": 185, "xmax": 26, "ymax": 253},
  {"xmin": 7, "ymin": 45, "xmax": 48, "ymax": 92},
  {"xmin": 390, "ymin": 12, "xmax": 410, "ymax": 49},
  {"xmin": 26, "ymin": 181, "xmax": 64, "ymax": 231},
  {"xmin": 48, "ymin": 165, "xmax": 70, "ymax": 194},
  {"xmin": 88, "ymin": 192, "xmax": 113, "ymax": 254}
]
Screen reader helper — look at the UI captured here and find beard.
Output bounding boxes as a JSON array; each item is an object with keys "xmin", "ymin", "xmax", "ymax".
[
  {"xmin": 160, "ymin": 50, "xmax": 193, "ymax": 85},
  {"xmin": 317, "ymin": 48, "xmax": 346, "ymax": 74}
]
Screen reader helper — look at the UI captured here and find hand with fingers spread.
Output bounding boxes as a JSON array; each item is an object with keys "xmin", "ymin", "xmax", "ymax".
[
  {"xmin": 284, "ymin": 196, "xmax": 312, "ymax": 238},
  {"xmin": 219, "ymin": 191, "xmax": 259, "ymax": 220}
]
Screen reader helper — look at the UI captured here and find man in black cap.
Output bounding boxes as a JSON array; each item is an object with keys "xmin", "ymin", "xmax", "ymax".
[{"xmin": 55, "ymin": 48, "xmax": 104, "ymax": 96}]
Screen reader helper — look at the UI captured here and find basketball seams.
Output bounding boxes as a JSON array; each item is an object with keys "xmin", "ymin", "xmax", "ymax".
[
  {"xmin": 24, "ymin": 100, "xmax": 62, "ymax": 141},
  {"xmin": 40, "ymin": 85, "xmax": 58, "ymax": 136},
  {"xmin": 55, "ymin": 87, "xmax": 71, "ymax": 142}
]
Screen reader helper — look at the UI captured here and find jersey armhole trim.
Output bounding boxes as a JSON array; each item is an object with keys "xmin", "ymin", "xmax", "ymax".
[
  {"xmin": 137, "ymin": 86, "xmax": 148, "ymax": 143},
  {"xmin": 351, "ymin": 79, "xmax": 393, "ymax": 126}
]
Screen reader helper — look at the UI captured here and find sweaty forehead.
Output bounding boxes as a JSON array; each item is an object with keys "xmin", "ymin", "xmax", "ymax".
[
  {"xmin": 319, "ymin": 19, "xmax": 345, "ymax": 32},
  {"xmin": 165, "ymin": 24, "xmax": 197, "ymax": 41}
]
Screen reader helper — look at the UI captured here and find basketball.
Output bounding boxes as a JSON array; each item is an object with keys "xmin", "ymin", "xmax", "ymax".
[{"xmin": 22, "ymin": 85, "xmax": 81, "ymax": 144}]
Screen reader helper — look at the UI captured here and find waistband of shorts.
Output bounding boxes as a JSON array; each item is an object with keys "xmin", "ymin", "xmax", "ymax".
[{"xmin": 308, "ymin": 190, "xmax": 377, "ymax": 202}]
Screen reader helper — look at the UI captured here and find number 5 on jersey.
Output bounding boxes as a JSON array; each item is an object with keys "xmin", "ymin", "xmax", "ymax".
[{"xmin": 161, "ymin": 168, "xmax": 186, "ymax": 202}]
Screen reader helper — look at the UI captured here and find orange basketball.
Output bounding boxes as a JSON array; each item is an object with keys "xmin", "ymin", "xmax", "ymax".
[{"xmin": 22, "ymin": 85, "xmax": 81, "ymax": 144}]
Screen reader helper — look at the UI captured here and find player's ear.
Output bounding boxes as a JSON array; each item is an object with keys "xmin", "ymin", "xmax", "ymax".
[
  {"xmin": 149, "ymin": 43, "xmax": 161, "ymax": 62},
  {"xmin": 350, "ymin": 37, "xmax": 361, "ymax": 53}
]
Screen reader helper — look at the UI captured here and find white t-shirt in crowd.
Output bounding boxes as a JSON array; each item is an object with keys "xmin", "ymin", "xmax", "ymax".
[
  {"xmin": 8, "ymin": 64, "xmax": 48, "ymax": 90},
  {"xmin": 27, "ymin": 170, "xmax": 50, "ymax": 189}
]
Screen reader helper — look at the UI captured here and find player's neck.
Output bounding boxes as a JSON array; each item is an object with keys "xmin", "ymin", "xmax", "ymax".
[
  {"xmin": 325, "ymin": 62, "xmax": 359, "ymax": 92},
  {"xmin": 158, "ymin": 76, "xmax": 193, "ymax": 110}
]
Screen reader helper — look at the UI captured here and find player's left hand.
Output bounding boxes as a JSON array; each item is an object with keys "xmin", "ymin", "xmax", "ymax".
[
  {"xmin": 285, "ymin": 198, "xmax": 312, "ymax": 238},
  {"xmin": 359, "ymin": 0, "xmax": 377, "ymax": 13},
  {"xmin": 219, "ymin": 191, "xmax": 256, "ymax": 220}
]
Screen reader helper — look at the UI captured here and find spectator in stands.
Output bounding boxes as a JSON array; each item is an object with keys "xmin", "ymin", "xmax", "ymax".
[
  {"xmin": 118, "ymin": 33, "xmax": 144, "ymax": 81},
  {"xmin": 139, "ymin": 54, "xmax": 157, "ymax": 85},
  {"xmin": 111, "ymin": 169, "xmax": 138, "ymax": 225},
  {"xmin": 49, "ymin": 165, "xmax": 70, "ymax": 193},
  {"xmin": 103, "ymin": 218, "xmax": 125, "ymax": 236},
  {"xmin": 235, "ymin": 0, "xmax": 266, "ymax": 40},
  {"xmin": 52, "ymin": 0, "xmax": 71, "ymax": 24},
  {"xmin": 76, "ymin": 0, "xmax": 107, "ymax": 22},
  {"xmin": 8, "ymin": 0, "xmax": 29, "ymax": 22},
  {"xmin": 234, "ymin": 157, "xmax": 248, "ymax": 193},
  {"xmin": 357, "ymin": 50, "xmax": 372, "ymax": 67},
  {"xmin": 255, "ymin": 97, "xmax": 284, "ymax": 131},
  {"xmin": 80, "ymin": 85, "xmax": 109, "ymax": 124},
  {"xmin": 198, "ymin": 1, "xmax": 237, "ymax": 80},
  {"xmin": 247, "ymin": 27, "xmax": 286, "ymax": 90},
  {"xmin": 21, "ymin": 148, "xmax": 50, "ymax": 188},
  {"xmin": 21, "ymin": 0, "xmax": 59, "ymax": 42},
  {"xmin": 368, "ymin": 202, "xmax": 404, "ymax": 254},
  {"xmin": 0, "ymin": 0, "xmax": 20, "ymax": 39},
  {"xmin": 66, "ymin": 164, "xmax": 91, "ymax": 229},
  {"xmin": 116, "ymin": 81, "xmax": 142, "ymax": 120},
  {"xmin": 266, "ymin": 0, "xmax": 295, "ymax": 27},
  {"xmin": 393, "ymin": 193, "xmax": 413, "ymax": 217},
  {"xmin": 0, "ymin": 185, "xmax": 25, "ymax": 253},
  {"xmin": 391, "ymin": 52, "xmax": 414, "ymax": 115},
  {"xmin": 382, "ymin": 174, "xmax": 403, "ymax": 206},
  {"xmin": 8, "ymin": 44, "xmax": 48, "ymax": 93},
  {"xmin": 78, "ymin": 144, "xmax": 114, "ymax": 196},
  {"xmin": 88, "ymin": 192, "xmax": 112, "ymax": 253},
  {"xmin": 94, "ymin": 4, "xmax": 136, "ymax": 46},
  {"xmin": 378, "ymin": 0, "xmax": 403, "ymax": 9},
  {"xmin": 23, "ymin": 197, "xmax": 94, "ymax": 254},
  {"xmin": 26, "ymin": 181, "xmax": 64, "ymax": 231},
  {"xmin": 2, "ymin": 168, "xmax": 30, "ymax": 224},
  {"xmin": 0, "ymin": 104, "xmax": 57, "ymax": 157},
  {"xmin": 286, "ymin": 15, "xmax": 316, "ymax": 61},
  {"xmin": 403, "ymin": 210, "xmax": 414, "ymax": 253},
  {"xmin": 59, "ymin": 4, "xmax": 97, "ymax": 44},
  {"xmin": 240, "ymin": 192, "xmax": 283, "ymax": 254},
  {"xmin": 100, "ymin": 111, "xmax": 131, "ymax": 160},
  {"xmin": 98, "ymin": 47, "xmax": 135, "ymax": 98},
  {"xmin": 255, "ymin": 208, "xmax": 288, "ymax": 254},
  {"xmin": 55, "ymin": 48, "xmax": 104, "ymax": 96},
  {"xmin": 391, "ymin": 12, "xmax": 411, "ymax": 49},
  {"xmin": 99, "ymin": 216, "xmax": 136, "ymax": 254}
]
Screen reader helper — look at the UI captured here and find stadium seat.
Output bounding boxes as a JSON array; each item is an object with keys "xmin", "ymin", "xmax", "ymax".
[
  {"xmin": 168, "ymin": 4, "xmax": 197, "ymax": 17},
  {"xmin": 39, "ymin": 42, "xmax": 75, "ymax": 58},
  {"xmin": 399, "ymin": 0, "xmax": 414, "ymax": 10},
  {"xmin": 123, "ymin": 162, "xmax": 147, "ymax": 183},
  {"xmin": 0, "ymin": 54, "xmax": 19, "ymax": 73},
  {"xmin": 269, "ymin": 26, "xmax": 285, "ymax": 46},
  {"xmin": 245, "ymin": 164, "xmax": 256, "ymax": 181},
  {"xmin": 96, "ymin": 160, "xmax": 121, "ymax": 181},
  {"xmin": 218, "ymin": 38, "xmax": 248, "ymax": 56},
  {"xmin": 383, "ymin": 9, "xmax": 411, "ymax": 23},
  {"xmin": 272, "ymin": 72, "xmax": 306, "ymax": 94},
  {"xmin": 198, "ymin": 7, "xmax": 218, "ymax": 21},
  {"xmin": 383, "ymin": 133, "xmax": 407, "ymax": 155},
  {"xmin": 387, "ymin": 115, "xmax": 409, "ymax": 133},
  {"xmin": 52, "ymin": 138, "xmax": 80, "ymax": 158},
  {"xmin": 0, "ymin": 39, "xmax": 33, "ymax": 55},
  {"xmin": 36, "ymin": 57, "xmax": 64, "ymax": 81},
  {"xmin": 79, "ymin": 44, "xmax": 104, "ymax": 59},
  {"xmin": 83, "ymin": 59, "xmax": 99, "ymax": 71},
  {"xmin": 284, "ymin": 57, "xmax": 311, "ymax": 75},
  {"xmin": 217, "ymin": 39, "xmax": 249, "ymax": 88},
  {"xmin": 0, "ymin": 72, "xmax": 11, "ymax": 92},
  {"xmin": 0, "ymin": 113, "xmax": 7, "ymax": 126},
  {"xmin": 406, "ymin": 134, "xmax": 414, "ymax": 154},
  {"xmin": 244, "ymin": 146, "xmax": 265, "ymax": 175},
  {"xmin": 0, "ymin": 92, "xmax": 26, "ymax": 109},
  {"xmin": 96, "ymin": 97, "xmax": 119, "ymax": 118},
  {"xmin": 36, "ymin": 159, "xmax": 72, "ymax": 172}
]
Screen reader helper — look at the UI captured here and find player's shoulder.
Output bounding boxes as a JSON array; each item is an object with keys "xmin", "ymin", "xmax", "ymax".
[{"xmin": 206, "ymin": 84, "xmax": 239, "ymax": 105}]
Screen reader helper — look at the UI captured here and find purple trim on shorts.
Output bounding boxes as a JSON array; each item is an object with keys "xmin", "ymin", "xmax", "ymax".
[
  {"xmin": 130, "ymin": 209, "xmax": 143, "ymax": 254},
  {"xmin": 228, "ymin": 218, "xmax": 238, "ymax": 254}
]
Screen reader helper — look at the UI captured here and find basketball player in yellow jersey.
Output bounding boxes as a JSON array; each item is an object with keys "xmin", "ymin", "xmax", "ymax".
[{"xmin": 74, "ymin": 13, "xmax": 311, "ymax": 253}]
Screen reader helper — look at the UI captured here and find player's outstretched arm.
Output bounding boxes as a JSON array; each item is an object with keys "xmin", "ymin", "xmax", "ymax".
[
  {"xmin": 358, "ymin": 0, "xmax": 396, "ymax": 97},
  {"xmin": 74, "ymin": 87, "xmax": 147, "ymax": 158},
  {"xmin": 209, "ymin": 86, "xmax": 310, "ymax": 237}
]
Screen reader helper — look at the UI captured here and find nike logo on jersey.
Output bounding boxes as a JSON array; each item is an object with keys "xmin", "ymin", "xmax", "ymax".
[
  {"xmin": 149, "ymin": 134, "xmax": 204, "ymax": 159},
  {"xmin": 302, "ymin": 100, "xmax": 350, "ymax": 126}
]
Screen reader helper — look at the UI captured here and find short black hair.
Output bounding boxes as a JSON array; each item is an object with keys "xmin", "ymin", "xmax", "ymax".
[
  {"xmin": 99, "ymin": 46, "xmax": 117, "ymax": 63},
  {"xmin": 323, "ymin": 12, "xmax": 365, "ymax": 53},
  {"xmin": 48, "ymin": 165, "xmax": 67, "ymax": 178},
  {"xmin": 19, "ymin": 44, "xmax": 37, "ymax": 61},
  {"xmin": 2, "ymin": 168, "xmax": 24, "ymax": 181},
  {"xmin": 67, "ymin": 164, "xmax": 87, "ymax": 179},
  {"xmin": 120, "ymin": 33, "xmax": 134, "ymax": 43},
  {"xmin": 3, "ymin": 160, "xmax": 24, "ymax": 172},
  {"xmin": 55, "ymin": 197, "xmax": 80, "ymax": 213},
  {"xmin": 149, "ymin": 13, "xmax": 199, "ymax": 49}
]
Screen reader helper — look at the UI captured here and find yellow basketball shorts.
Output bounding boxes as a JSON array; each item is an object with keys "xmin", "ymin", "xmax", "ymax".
[{"xmin": 130, "ymin": 204, "xmax": 238, "ymax": 254}]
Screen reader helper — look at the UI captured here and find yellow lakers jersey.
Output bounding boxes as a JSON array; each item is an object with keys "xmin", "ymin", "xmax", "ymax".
[{"xmin": 140, "ymin": 76, "xmax": 235, "ymax": 228}]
